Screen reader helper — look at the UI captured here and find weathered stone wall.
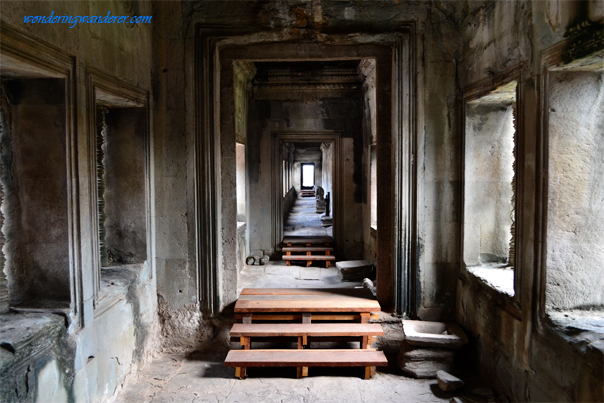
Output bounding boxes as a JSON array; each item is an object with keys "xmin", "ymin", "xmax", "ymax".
[
  {"xmin": 1, "ymin": 1, "xmax": 157, "ymax": 401},
  {"xmin": 546, "ymin": 71, "xmax": 604, "ymax": 311},
  {"xmin": 457, "ymin": 1, "xmax": 604, "ymax": 401}
]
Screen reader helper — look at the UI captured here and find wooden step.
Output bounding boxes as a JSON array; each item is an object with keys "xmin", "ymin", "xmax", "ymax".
[
  {"xmin": 234, "ymin": 312, "xmax": 381, "ymax": 322},
  {"xmin": 231, "ymin": 323, "xmax": 384, "ymax": 338},
  {"xmin": 231, "ymin": 323, "xmax": 383, "ymax": 349},
  {"xmin": 235, "ymin": 291, "xmax": 380, "ymax": 314},
  {"xmin": 282, "ymin": 236, "xmax": 333, "ymax": 246},
  {"xmin": 224, "ymin": 349, "xmax": 387, "ymax": 379},
  {"xmin": 283, "ymin": 255, "xmax": 335, "ymax": 261},
  {"xmin": 240, "ymin": 288, "xmax": 375, "ymax": 297},
  {"xmin": 282, "ymin": 246, "xmax": 334, "ymax": 252}
]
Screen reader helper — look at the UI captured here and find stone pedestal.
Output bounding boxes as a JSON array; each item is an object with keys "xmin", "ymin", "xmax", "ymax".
[{"xmin": 336, "ymin": 260, "xmax": 373, "ymax": 281}]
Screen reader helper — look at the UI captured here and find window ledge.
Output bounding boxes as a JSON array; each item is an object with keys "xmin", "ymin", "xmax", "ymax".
[
  {"xmin": 467, "ymin": 265, "xmax": 515, "ymax": 297},
  {"xmin": 95, "ymin": 263, "xmax": 146, "ymax": 319},
  {"xmin": 0, "ymin": 312, "xmax": 64, "ymax": 372},
  {"xmin": 544, "ymin": 311, "xmax": 604, "ymax": 371}
]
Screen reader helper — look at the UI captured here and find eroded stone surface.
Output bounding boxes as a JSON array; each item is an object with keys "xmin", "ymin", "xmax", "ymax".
[
  {"xmin": 336, "ymin": 260, "xmax": 373, "ymax": 282},
  {"xmin": 397, "ymin": 345, "xmax": 455, "ymax": 379},
  {"xmin": 437, "ymin": 370, "xmax": 464, "ymax": 391}
]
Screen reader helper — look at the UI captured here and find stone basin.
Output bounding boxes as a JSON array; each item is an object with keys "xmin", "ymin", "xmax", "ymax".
[{"xmin": 402, "ymin": 320, "xmax": 468, "ymax": 349}]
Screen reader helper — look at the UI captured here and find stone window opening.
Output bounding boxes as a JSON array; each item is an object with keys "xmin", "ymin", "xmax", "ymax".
[
  {"xmin": 88, "ymin": 78, "xmax": 150, "ymax": 312},
  {"xmin": 463, "ymin": 79, "xmax": 518, "ymax": 297},
  {"xmin": 94, "ymin": 105, "xmax": 147, "ymax": 268},
  {"xmin": 544, "ymin": 68, "xmax": 604, "ymax": 327},
  {"xmin": 0, "ymin": 78, "xmax": 71, "ymax": 309}
]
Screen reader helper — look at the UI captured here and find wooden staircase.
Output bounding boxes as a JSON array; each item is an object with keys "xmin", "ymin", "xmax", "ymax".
[
  {"xmin": 282, "ymin": 236, "xmax": 335, "ymax": 267},
  {"xmin": 225, "ymin": 288, "xmax": 387, "ymax": 379},
  {"xmin": 300, "ymin": 189, "xmax": 315, "ymax": 197}
]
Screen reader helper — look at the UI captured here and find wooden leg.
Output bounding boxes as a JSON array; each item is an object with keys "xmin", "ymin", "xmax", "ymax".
[
  {"xmin": 241, "ymin": 336, "xmax": 250, "ymax": 350},
  {"xmin": 326, "ymin": 261, "xmax": 330, "ymax": 268},
  {"xmin": 236, "ymin": 367, "xmax": 247, "ymax": 379},
  {"xmin": 360, "ymin": 313, "xmax": 370, "ymax": 323},
  {"xmin": 296, "ymin": 367, "xmax": 303, "ymax": 379},
  {"xmin": 297, "ymin": 336, "xmax": 303, "ymax": 349},
  {"xmin": 302, "ymin": 367, "xmax": 308, "ymax": 377},
  {"xmin": 287, "ymin": 260, "xmax": 291, "ymax": 266},
  {"xmin": 242, "ymin": 315, "xmax": 252, "ymax": 324},
  {"xmin": 371, "ymin": 366, "xmax": 376, "ymax": 377},
  {"xmin": 307, "ymin": 260, "xmax": 312, "ymax": 267},
  {"xmin": 362, "ymin": 335, "xmax": 369, "ymax": 349},
  {"xmin": 302, "ymin": 313, "xmax": 312, "ymax": 324}
]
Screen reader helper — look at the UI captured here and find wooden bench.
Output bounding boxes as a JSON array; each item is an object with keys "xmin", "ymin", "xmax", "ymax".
[
  {"xmin": 225, "ymin": 349, "xmax": 388, "ymax": 379},
  {"xmin": 283, "ymin": 254, "xmax": 336, "ymax": 267},
  {"xmin": 231, "ymin": 323, "xmax": 384, "ymax": 349}
]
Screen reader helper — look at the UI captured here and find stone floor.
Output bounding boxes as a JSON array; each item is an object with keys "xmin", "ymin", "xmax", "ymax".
[
  {"xmin": 283, "ymin": 196, "xmax": 333, "ymax": 237},
  {"xmin": 116, "ymin": 264, "xmax": 499, "ymax": 403},
  {"xmin": 114, "ymin": 312, "xmax": 498, "ymax": 403},
  {"xmin": 238, "ymin": 262, "xmax": 360, "ymax": 294}
]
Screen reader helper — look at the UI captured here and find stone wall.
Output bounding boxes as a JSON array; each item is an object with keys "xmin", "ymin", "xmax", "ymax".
[
  {"xmin": 0, "ymin": 1, "xmax": 157, "ymax": 401},
  {"xmin": 546, "ymin": 71, "xmax": 604, "ymax": 311},
  {"xmin": 456, "ymin": 1, "xmax": 604, "ymax": 401}
]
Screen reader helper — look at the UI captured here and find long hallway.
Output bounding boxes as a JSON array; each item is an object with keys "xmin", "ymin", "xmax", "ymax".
[{"xmin": 283, "ymin": 195, "xmax": 333, "ymax": 237}]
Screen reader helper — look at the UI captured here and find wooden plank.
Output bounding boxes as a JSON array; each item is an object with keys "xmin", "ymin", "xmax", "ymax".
[
  {"xmin": 234, "ymin": 313, "xmax": 380, "ymax": 321},
  {"xmin": 282, "ymin": 236, "xmax": 333, "ymax": 245},
  {"xmin": 239, "ymin": 288, "xmax": 375, "ymax": 298},
  {"xmin": 282, "ymin": 246, "xmax": 334, "ymax": 252},
  {"xmin": 224, "ymin": 349, "xmax": 388, "ymax": 367},
  {"xmin": 282, "ymin": 255, "xmax": 335, "ymax": 261},
  {"xmin": 237, "ymin": 294, "xmax": 376, "ymax": 302},
  {"xmin": 230, "ymin": 323, "xmax": 384, "ymax": 337},
  {"xmin": 235, "ymin": 299, "xmax": 380, "ymax": 313}
]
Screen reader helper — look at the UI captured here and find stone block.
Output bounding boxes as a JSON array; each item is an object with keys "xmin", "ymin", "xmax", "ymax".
[
  {"xmin": 437, "ymin": 370, "xmax": 464, "ymax": 391},
  {"xmin": 335, "ymin": 260, "xmax": 373, "ymax": 281},
  {"xmin": 402, "ymin": 320, "xmax": 468, "ymax": 348},
  {"xmin": 397, "ymin": 344, "xmax": 455, "ymax": 379}
]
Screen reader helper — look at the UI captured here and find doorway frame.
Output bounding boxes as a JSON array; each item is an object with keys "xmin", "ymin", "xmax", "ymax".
[
  {"xmin": 194, "ymin": 29, "xmax": 418, "ymax": 314},
  {"xmin": 272, "ymin": 131, "xmax": 342, "ymax": 255}
]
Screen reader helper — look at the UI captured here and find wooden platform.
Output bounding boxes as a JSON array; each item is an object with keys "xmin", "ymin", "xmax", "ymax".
[
  {"xmin": 224, "ymin": 349, "xmax": 387, "ymax": 379},
  {"xmin": 228, "ymin": 288, "xmax": 385, "ymax": 379},
  {"xmin": 235, "ymin": 288, "xmax": 380, "ymax": 318}
]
